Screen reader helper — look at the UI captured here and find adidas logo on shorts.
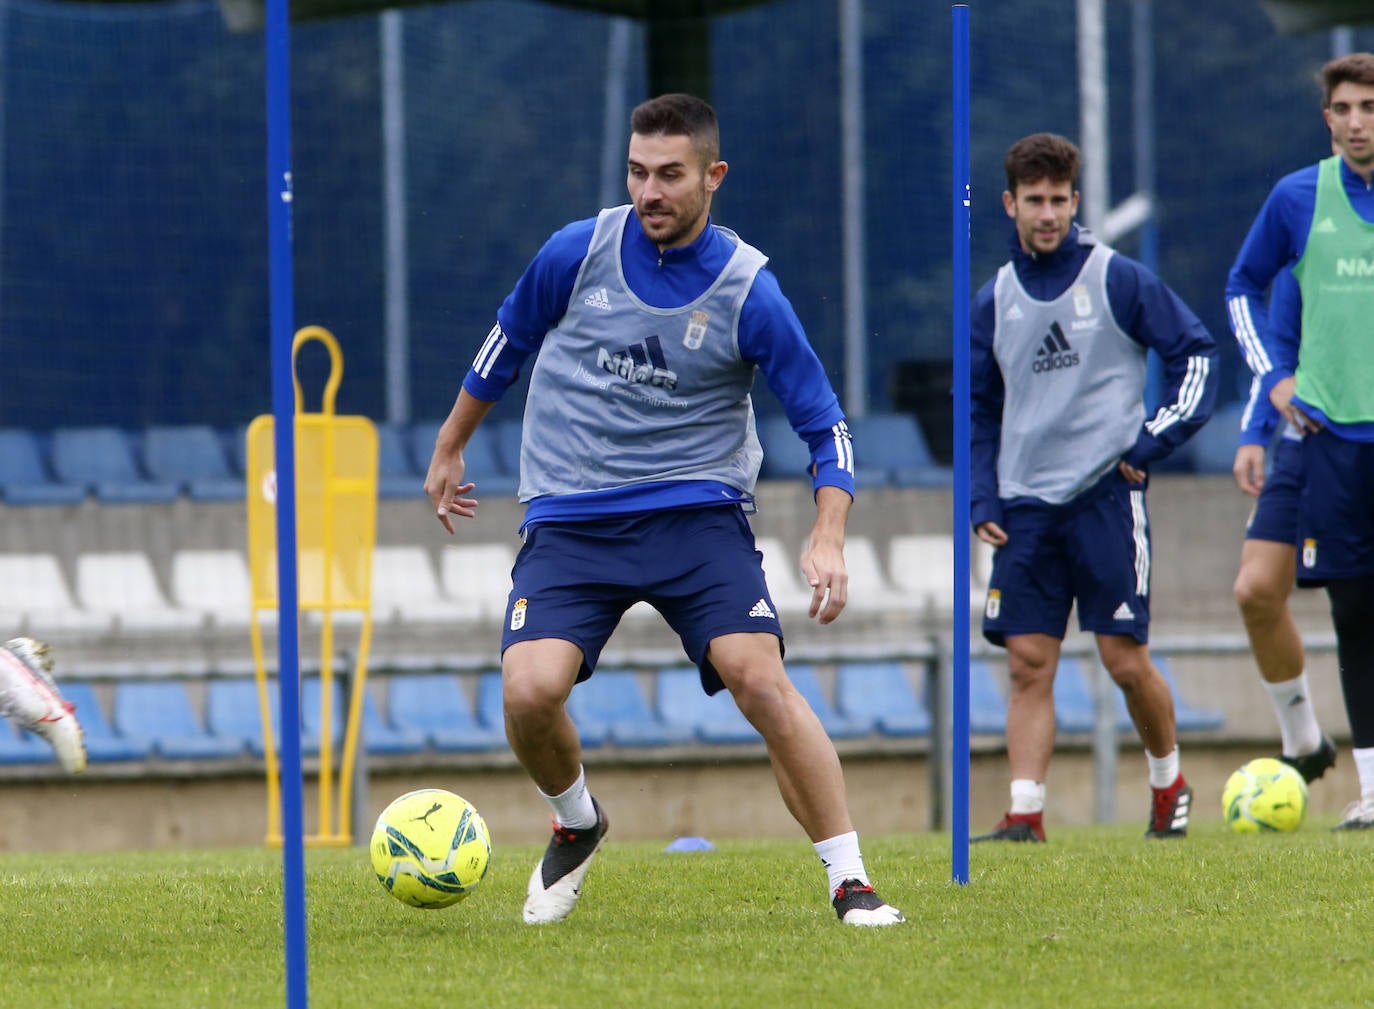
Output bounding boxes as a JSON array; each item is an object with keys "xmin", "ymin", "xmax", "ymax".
[{"xmin": 749, "ymin": 598, "xmax": 776, "ymax": 619}]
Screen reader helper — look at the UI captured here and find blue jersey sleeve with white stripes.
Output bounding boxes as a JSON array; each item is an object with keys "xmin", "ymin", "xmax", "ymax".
[
  {"xmin": 1239, "ymin": 268, "xmax": 1301, "ymax": 446},
  {"xmin": 1105, "ymin": 254, "xmax": 1219, "ymax": 469},
  {"xmin": 461, "ymin": 218, "xmax": 596, "ymax": 402},
  {"xmin": 1224, "ymin": 166, "xmax": 1316, "ymax": 401},
  {"xmin": 739, "ymin": 269, "xmax": 855, "ymax": 498}
]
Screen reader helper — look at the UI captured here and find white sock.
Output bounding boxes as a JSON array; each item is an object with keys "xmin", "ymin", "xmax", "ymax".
[
  {"xmin": 1265, "ymin": 672, "xmax": 1323, "ymax": 757},
  {"xmin": 814, "ymin": 831, "xmax": 867, "ymax": 895},
  {"xmin": 539, "ymin": 766, "xmax": 597, "ymax": 829},
  {"xmin": 1147, "ymin": 747, "xmax": 1180, "ymax": 790},
  {"xmin": 1010, "ymin": 778, "xmax": 1045, "ymax": 814},
  {"xmin": 1354, "ymin": 747, "xmax": 1374, "ymax": 799}
]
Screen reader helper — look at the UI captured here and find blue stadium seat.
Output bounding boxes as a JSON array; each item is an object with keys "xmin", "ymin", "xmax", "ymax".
[
  {"xmin": 835, "ymin": 660, "xmax": 931, "ymax": 737},
  {"xmin": 359, "ymin": 682, "xmax": 427, "ymax": 755},
  {"xmin": 206, "ymin": 678, "xmax": 278, "ymax": 756},
  {"xmin": 60, "ymin": 682, "xmax": 152, "ymax": 762},
  {"xmin": 0, "ymin": 428, "xmax": 86, "ymax": 505},
  {"xmin": 1055, "ymin": 655, "xmax": 1224, "ymax": 734},
  {"xmin": 409, "ymin": 420, "xmax": 518, "ymax": 498},
  {"xmin": 1053, "ymin": 657, "xmax": 1133, "ymax": 734},
  {"xmin": 756, "ymin": 415, "xmax": 813, "ymax": 481},
  {"xmin": 0, "ymin": 719, "xmax": 52, "ymax": 764},
  {"xmin": 50, "ymin": 426, "xmax": 179, "ymax": 504},
  {"xmin": 846, "ymin": 413, "xmax": 953, "ymax": 488},
  {"xmin": 476, "ymin": 670, "xmax": 506, "ymax": 735},
  {"xmin": 788, "ymin": 663, "xmax": 872, "ymax": 739},
  {"xmin": 300, "ymin": 676, "xmax": 345, "ymax": 757},
  {"xmin": 375, "ymin": 422, "xmax": 422, "ymax": 500},
  {"xmin": 388, "ymin": 672, "xmax": 504, "ymax": 752},
  {"xmin": 112, "ymin": 680, "xmax": 244, "ymax": 759},
  {"xmin": 654, "ymin": 665, "xmax": 760, "ymax": 744},
  {"xmin": 967, "ymin": 659, "xmax": 1009, "ymax": 735},
  {"xmin": 142, "ymin": 425, "xmax": 243, "ymax": 502},
  {"xmin": 567, "ymin": 668, "xmax": 694, "ymax": 747},
  {"xmin": 1154, "ymin": 656, "xmax": 1226, "ymax": 732}
]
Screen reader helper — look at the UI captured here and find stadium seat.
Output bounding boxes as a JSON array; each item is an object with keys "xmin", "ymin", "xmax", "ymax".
[
  {"xmin": 370, "ymin": 546, "xmax": 466, "ymax": 625},
  {"xmin": 375, "ymin": 422, "xmax": 422, "ymax": 500},
  {"xmin": 0, "ymin": 428, "xmax": 86, "ymax": 505},
  {"xmin": 75, "ymin": 551, "xmax": 203, "ymax": 631},
  {"xmin": 0, "ymin": 553, "xmax": 113, "ymax": 633},
  {"xmin": 49, "ymin": 426, "xmax": 179, "ymax": 504},
  {"xmin": 1154, "ymin": 655, "xmax": 1226, "ymax": 732},
  {"xmin": 1053, "ymin": 657, "xmax": 1133, "ymax": 734},
  {"xmin": 170, "ymin": 549, "xmax": 272, "ymax": 630},
  {"xmin": 206, "ymin": 678, "xmax": 278, "ymax": 756},
  {"xmin": 0, "ymin": 719, "xmax": 53, "ymax": 764},
  {"xmin": 387, "ymin": 672, "xmax": 504, "ymax": 752},
  {"xmin": 654, "ymin": 665, "xmax": 760, "ymax": 744},
  {"xmin": 476, "ymin": 670, "xmax": 505, "ymax": 734},
  {"xmin": 834, "ymin": 660, "xmax": 930, "ymax": 736},
  {"xmin": 567, "ymin": 668, "xmax": 694, "ymax": 747},
  {"xmin": 845, "ymin": 535, "xmax": 919, "ymax": 615},
  {"xmin": 846, "ymin": 413, "xmax": 953, "ymax": 488},
  {"xmin": 112, "ymin": 680, "xmax": 245, "ymax": 760},
  {"xmin": 438, "ymin": 543, "xmax": 517, "ymax": 622},
  {"xmin": 141, "ymin": 425, "xmax": 243, "ymax": 502},
  {"xmin": 409, "ymin": 420, "xmax": 519, "ymax": 498},
  {"xmin": 300, "ymin": 676, "xmax": 346, "ymax": 757},
  {"xmin": 967, "ymin": 659, "xmax": 1008, "ymax": 734},
  {"xmin": 756, "ymin": 414, "xmax": 813, "ymax": 481},
  {"xmin": 54, "ymin": 682, "xmax": 151, "ymax": 762},
  {"xmin": 788, "ymin": 663, "xmax": 871, "ymax": 739},
  {"xmin": 751, "ymin": 537, "xmax": 814, "ymax": 617},
  {"xmin": 358, "ymin": 681, "xmax": 427, "ymax": 755}
]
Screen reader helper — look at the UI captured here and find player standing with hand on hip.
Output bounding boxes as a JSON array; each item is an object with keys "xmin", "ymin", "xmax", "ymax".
[
  {"xmin": 1225, "ymin": 53, "xmax": 1374, "ymax": 830},
  {"xmin": 424, "ymin": 93, "xmax": 902, "ymax": 925},
  {"xmin": 969, "ymin": 133, "xmax": 1218, "ymax": 843}
]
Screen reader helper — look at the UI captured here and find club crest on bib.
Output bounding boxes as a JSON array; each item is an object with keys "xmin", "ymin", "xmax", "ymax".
[{"xmin": 683, "ymin": 310, "xmax": 709, "ymax": 350}]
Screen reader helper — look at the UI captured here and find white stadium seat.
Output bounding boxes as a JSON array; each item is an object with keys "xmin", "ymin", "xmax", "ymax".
[
  {"xmin": 76, "ymin": 551, "xmax": 202, "ymax": 631},
  {"xmin": 0, "ymin": 552, "xmax": 111, "ymax": 633}
]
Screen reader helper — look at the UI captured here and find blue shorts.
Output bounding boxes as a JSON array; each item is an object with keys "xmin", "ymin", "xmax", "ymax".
[
  {"xmin": 1245, "ymin": 437, "xmax": 1302, "ymax": 545},
  {"xmin": 501, "ymin": 505, "xmax": 783, "ymax": 694},
  {"xmin": 1296, "ymin": 429, "xmax": 1374, "ymax": 586},
  {"xmin": 982, "ymin": 471, "xmax": 1151, "ymax": 647}
]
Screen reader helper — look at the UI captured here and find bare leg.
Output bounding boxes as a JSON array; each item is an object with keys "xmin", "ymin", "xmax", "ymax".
[
  {"xmin": 1004, "ymin": 632, "xmax": 1062, "ymax": 782},
  {"xmin": 707, "ymin": 632, "xmax": 852, "ymax": 842},
  {"xmin": 500, "ymin": 638, "xmax": 584, "ymax": 795},
  {"xmin": 1234, "ymin": 539, "xmax": 1303, "ymax": 684},
  {"xmin": 1096, "ymin": 634, "xmax": 1175, "ymax": 758}
]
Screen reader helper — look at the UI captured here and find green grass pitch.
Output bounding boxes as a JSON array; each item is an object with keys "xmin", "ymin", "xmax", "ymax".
[{"xmin": 2, "ymin": 817, "xmax": 1370, "ymax": 1009}]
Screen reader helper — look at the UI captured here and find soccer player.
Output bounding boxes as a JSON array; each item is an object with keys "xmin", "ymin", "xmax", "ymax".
[
  {"xmin": 423, "ymin": 94, "xmax": 902, "ymax": 925},
  {"xmin": 1225, "ymin": 53, "xmax": 1374, "ymax": 831},
  {"xmin": 969, "ymin": 133, "xmax": 1218, "ymax": 843},
  {"xmin": 1229, "ymin": 268, "xmax": 1336, "ymax": 783},
  {"xmin": 0, "ymin": 637, "xmax": 86, "ymax": 773}
]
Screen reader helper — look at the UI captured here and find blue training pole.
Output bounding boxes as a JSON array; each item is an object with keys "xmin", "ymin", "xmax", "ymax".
[
  {"xmin": 265, "ymin": 0, "xmax": 309, "ymax": 1003},
  {"xmin": 950, "ymin": 2, "xmax": 972, "ymax": 886}
]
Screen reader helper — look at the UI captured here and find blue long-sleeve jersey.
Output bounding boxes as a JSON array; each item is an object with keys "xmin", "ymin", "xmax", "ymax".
[
  {"xmin": 1224, "ymin": 158, "xmax": 1374, "ymax": 441},
  {"xmin": 462, "ymin": 209, "xmax": 854, "ymax": 524},
  {"xmin": 1237, "ymin": 268, "xmax": 1298, "ymax": 448},
  {"xmin": 970, "ymin": 226, "xmax": 1218, "ymax": 529}
]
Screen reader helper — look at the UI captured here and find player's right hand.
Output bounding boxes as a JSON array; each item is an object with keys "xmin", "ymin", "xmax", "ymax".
[
  {"xmin": 1232, "ymin": 443, "xmax": 1265, "ymax": 497},
  {"xmin": 975, "ymin": 521, "xmax": 1007, "ymax": 547}
]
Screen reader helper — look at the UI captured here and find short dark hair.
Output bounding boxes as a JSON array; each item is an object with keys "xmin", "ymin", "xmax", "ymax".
[
  {"xmin": 1319, "ymin": 52, "xmax": 1374, "ymax": 108},
  {"xmin": 630, "ymin": 93, "xmax": 720, "ymax": 165},
  {"xmin": 1004, "ymin": 133, "xmax": 1080, "ymax": 193}
]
